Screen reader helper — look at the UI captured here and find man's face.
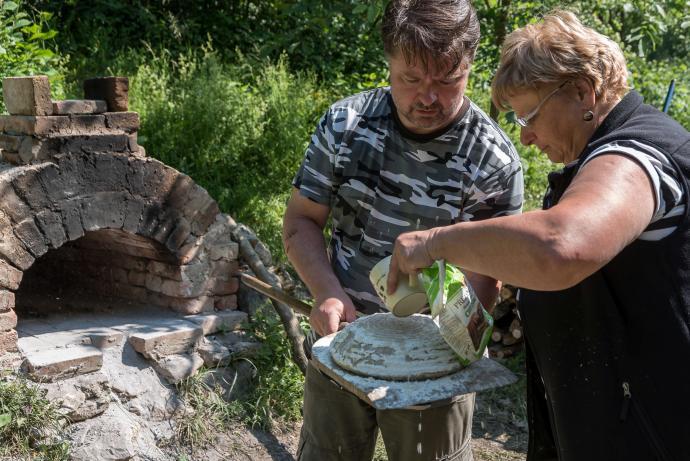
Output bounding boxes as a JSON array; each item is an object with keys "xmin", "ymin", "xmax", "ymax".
[{"xmin": 388, "ymin": 51, "xmax": 470, "ymax": 134}]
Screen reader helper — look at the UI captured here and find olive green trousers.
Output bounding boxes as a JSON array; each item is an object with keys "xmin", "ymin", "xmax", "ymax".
[{"xmin": 297, "ymin": 361, "xmax": 475, "ymax": 461}]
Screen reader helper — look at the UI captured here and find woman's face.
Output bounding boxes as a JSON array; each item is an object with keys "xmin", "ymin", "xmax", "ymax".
[{"xmin": 507, "ymin": 82, "xmax": 589, "ymax": 164}]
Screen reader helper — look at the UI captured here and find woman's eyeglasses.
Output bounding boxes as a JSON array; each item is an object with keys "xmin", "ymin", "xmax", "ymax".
[{"xmin": 513, "ymin": 81, "xmax": 568, "ymax": 127}]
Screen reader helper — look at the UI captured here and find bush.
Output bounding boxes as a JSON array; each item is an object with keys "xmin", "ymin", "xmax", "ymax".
[
  {"xmin": 122, "ymin": 46, "xmax": 333, "ymax": 259},
  {"xmin": 0, "ymin": 1, "xmax": 66, "ymax": 111}
]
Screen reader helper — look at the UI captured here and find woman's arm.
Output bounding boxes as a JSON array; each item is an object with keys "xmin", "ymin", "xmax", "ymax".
[{"xmin": 388, "ymin": 154, "xmax": 656, "ymax": 291}]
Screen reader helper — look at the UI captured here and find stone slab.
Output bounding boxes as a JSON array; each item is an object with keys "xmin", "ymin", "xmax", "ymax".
[
  {"xmin": 52, "ymin": 99, "xmax": 107, "ymax": 115},
  {"xmin": 22, "ymin": 344, "xmax": 103, "ymax": 382},
  {"xmin": 127, "ymin": 321, "xmax": 203, "ymax": 358},
  {"xmin": 312, "ymin": 334, "xmax": 517, "ymax": 410},
  {"xmin": 184, "ymin": 310, "xmax": 247, "ymax": 335},
  {"xmin": 0, "ymin": 115, "xmax": 69, "ymax": 135}
]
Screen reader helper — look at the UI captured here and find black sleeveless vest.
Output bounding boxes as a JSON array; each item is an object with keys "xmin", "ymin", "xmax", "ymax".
[{"xmin": 519, "ymin": 91, "xmax": 690, "ymax": 461}]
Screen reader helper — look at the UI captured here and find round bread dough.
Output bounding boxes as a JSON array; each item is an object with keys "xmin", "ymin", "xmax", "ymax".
[{"xmin": 329, "ymin": 313, "xmax": 463, "ymax": 381}]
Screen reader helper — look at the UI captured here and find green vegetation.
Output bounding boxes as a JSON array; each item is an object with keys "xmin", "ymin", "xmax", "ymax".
[
  {"xmin": 0, "ymin": 376, "xmax": 69, "ymax": 460},
  {"xmin": 240, "ymin": 306, "xmax": 308, "ymax": 428}
]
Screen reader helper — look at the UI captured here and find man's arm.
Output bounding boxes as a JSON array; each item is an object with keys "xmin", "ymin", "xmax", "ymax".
[
  {"xmin": 283, "ymin": 188, "xmax": 357, "ymax": 336},
  {"xmin": 388, "ymin": 154, "xmax": 656, "ymax": 291}
]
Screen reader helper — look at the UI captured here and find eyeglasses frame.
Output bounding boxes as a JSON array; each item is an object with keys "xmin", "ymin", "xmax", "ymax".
[{"xmin": 515, "ymin": 81, "xmax": 569, "ymax": 128}]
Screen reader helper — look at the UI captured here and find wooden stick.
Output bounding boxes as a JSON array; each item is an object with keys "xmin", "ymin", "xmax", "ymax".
[
  {"xmin": 241, "ymin": 273, "xmax": 364, "ymax": 319},
  {"xmin": 241, "ymin": 273, "xmax": 313, "ymax": 317}
]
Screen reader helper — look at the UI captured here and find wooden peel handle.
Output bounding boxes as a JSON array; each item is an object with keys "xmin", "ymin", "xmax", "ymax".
[
  {"xmin": 240, "ymin": 272, "xmax": 364, "ymax": 319},
  {"xmin": 240, "ymin": 273, "xmax": 313, "ymax": 316}
]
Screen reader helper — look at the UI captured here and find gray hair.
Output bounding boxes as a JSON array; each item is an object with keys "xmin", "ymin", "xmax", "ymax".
[{"xmin": 381, "ymin": 0, "xmax": 481, "ymax": 73}]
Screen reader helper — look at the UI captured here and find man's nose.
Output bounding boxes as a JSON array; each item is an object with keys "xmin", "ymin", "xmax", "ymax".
[
  {"xmin": 520, "ymin": 126, "xmax": 536, "ymax": 146},
  {"xmin": 417, "ymin": 82, "xmax": 438, "ymax": 107}
]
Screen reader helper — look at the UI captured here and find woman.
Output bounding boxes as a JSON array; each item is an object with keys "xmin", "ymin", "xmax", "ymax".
[{"xmin": 387, "ymin": 10, "xmax": 690, "ymax": 461}]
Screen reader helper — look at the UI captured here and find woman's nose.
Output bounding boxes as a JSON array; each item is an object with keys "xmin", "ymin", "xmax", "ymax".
[{"xmin": 520, "ymin": 126, "xmax": 536, "ymax": 146}]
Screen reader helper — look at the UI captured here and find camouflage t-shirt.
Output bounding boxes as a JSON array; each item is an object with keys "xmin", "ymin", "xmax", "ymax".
[{"xmin": 293, "ymin": 87, "xmax": 523, "ymax": 314}]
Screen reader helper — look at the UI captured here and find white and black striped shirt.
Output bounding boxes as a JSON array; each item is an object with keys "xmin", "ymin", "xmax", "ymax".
[{"xmin": 583, "ymin": 140, "xmax": 685, "ymax": 241}]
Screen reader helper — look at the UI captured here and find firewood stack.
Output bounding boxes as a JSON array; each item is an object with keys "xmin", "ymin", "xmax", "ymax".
[{"xmin": 488, "ymin": 284, "xmax": 523, "ymax": 359}]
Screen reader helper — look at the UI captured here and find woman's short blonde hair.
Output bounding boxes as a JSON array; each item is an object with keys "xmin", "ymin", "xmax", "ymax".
[{"xmin": 491, "ymin": 10, "xmax": 628, "ymax": 111}]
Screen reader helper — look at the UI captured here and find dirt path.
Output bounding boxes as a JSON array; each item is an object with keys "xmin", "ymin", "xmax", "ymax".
[{"xmin": 177, "ymin": 396, "xmax": 528, "ymax": 461}]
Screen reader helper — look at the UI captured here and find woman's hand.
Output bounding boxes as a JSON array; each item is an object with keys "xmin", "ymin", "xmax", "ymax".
[{"xmin": 387, "ymin": 229, "xmax": 436, "ymax": 294}]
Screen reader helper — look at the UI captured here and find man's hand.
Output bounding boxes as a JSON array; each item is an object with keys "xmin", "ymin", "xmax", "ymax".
[
  {"xmin": 387, "ymin": 229, "xmax": 436, "ymax": 295},
  {"xmin": 310, "ymin": 295, "xmax": 358, "ymax": 336}
]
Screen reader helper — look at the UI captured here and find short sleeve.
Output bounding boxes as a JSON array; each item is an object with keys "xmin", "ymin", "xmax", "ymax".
[{"xmin": 292, "ymin": 110, "xmax": 339, "ymax": 205}]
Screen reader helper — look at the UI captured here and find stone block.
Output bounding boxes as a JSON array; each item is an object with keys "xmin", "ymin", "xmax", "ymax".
[
  {"xmin": 35, "ymin": 210, "xmax": 67, "ymax": 249},
  {"xmin": 158, "ymin": 279, "xmax": 203, "ymax": 298},
  {"xmin": 59, "ymin": 199, "xmax": 85, "ymax": 241},
  {"xmin": 1, "ymin": 151, "xmax": 19, "ymax": 164},
  {"xmin": 0, "ymin": 238, "xmax": 34, "ymax": 271},
  {"xmin": 0, "ymin": 261, "xmax": 22, "ymax": 291},
  {"xmin": 42, "ymin": 372, "xmax": 110, "ymax": 422},
  {"xmin": 208, "ymin": 242, "xmax": 239, "ymax": 261},
  {"xmin": 13, "ymin": 218, "xmax": 48, "ymax": 258},
  {"xmin": 52, "ymin": 99, "xmax": 107, "ymax": 115},
  {"xmin": 22, "ymin": 345, "xmax": 103, "ymax": 382},
  {"xmin": 210, "ymin": 260, "xmax": 239, "ymax": 277},
  {"xmin": 0, "ymin": 290, "xmax": 15, "ymax": 312},
  {"xmin": 127, "ymin": 132, "xmax": 137, "ymax": 151},
  {"xmin": 165, "ymin": 218, "xmax": 192, "ymax": 252},
  {"xmin": 0, "ymin": 115, "xmax": 69, "ymax": 135},
  {"xmin": 127, "ymin": 270, "xmax": 147, "ymax": 287},
  {"xmin": 0, "ymin": 329, "xmax": 18, "ymax": 352},
  {"xmin": 139, "ymin": 160, "xmax": 180, "ymax": 200},
  {"xmin": 209, "ymin": 276, "xmax": 239, "ymax": 296},
  {"xmin": 18, "ymin": 136, "xmax": 48, "ymax": 163},
  {"xmin": 89, "ymin": 331, "xmax": 124, "ymax": 349},
  {"xmin": 150, "ymin": 352, "xmax": 204, "ymax": 384},
  {"xmin": 191, "ymin": 200, "xmax": 221, "ymax": 236},
  {"xmin": 104, "ymin": 112, "xmax": 139, "ymax": 132},
  {"xmin": 184, "ymin": 310, "xmax": 248, "ymax": 335},
  {"xmin": 121, "ymin": 198, "xmax": 144, "ymax": 233},
  {"xmin": 68, "ymin": 114, "xmax": 107, "ymax": 134},
  {"xmin": 0, "ymin": 181, "xmax": 32, "ymax": 223},
  {"xmin": 147, "ymin": 260, "xmax": 182, "ymax": 281},
  {"xmin": 64, "ymin": 134, "xmax": 131, "ymax": 154},
  {"xmin": 214, "ymin": 295, "xmax": 238, "ymax": 311},
  {"xmin": 0, "ymin": 309, "xmax": 17, "ymax": 330},
  {"xmin": 128, "ymin": 322, "xmax": 203, "ymax": 359},
  {"xmin": 154, "ymin": 294, "xmax": 214, "ymax": 315},
  {"xmin": 0, "ymin": 134, "xmax": 21, "ymax": 152},
  {"xmin": 2, "ymin": 76, "xmax": 52, "ymax": 116},
  {"xmin": 11, "ymin": 168, "xmax": 52, "ymax": 211},
  {"xmin": 196, "ymin": 337, "xmax": 231, "ymax": 367},
  {"xmin": 80, "ymin": 192, "xmax": 126, "ymax": 231},
  {"xmin": 83, "ymin": 77, "xmax": 129, "ymax": 112},
  {"xmin": 145, "ymin": 273, "xmax": 163, "ymax": 292}
]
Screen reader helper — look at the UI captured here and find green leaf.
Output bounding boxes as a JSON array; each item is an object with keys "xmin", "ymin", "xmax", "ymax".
[
  {"xmin": 2, "ymin": 1, "xmax": 19, "ymax": 11},
  {"xmin": 0, "ymin": 413, "xmax": 10, "ymax": 428}
]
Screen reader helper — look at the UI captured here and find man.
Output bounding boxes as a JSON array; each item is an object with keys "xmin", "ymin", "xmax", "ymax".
[{"xmin": 282, "ymin": 1, "xmax": 523, "ymax": 459}]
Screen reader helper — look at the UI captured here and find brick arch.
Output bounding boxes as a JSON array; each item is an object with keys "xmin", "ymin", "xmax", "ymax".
[{"xmin": 0, "ymin": 152, "xmax": 239, "ymax": 355}]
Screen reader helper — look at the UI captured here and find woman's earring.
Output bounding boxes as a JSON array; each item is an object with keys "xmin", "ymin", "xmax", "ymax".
[{"xmin": 583, "ymin": 110, "xmax": 594, "ymax": 121}]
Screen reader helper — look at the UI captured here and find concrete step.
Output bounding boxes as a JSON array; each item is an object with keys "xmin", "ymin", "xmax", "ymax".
[
  {"xmin": 184, "ymin": 310, "xmax": 248, "ymax": 335},
  {"xmin": 22, "ymin": 344, "xmax": 102, "ymax": 382}
]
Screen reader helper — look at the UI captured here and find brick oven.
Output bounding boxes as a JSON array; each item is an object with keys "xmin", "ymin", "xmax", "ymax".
[{"xmin": 0, "ymin": 76, "xmax": 241, "ymax": 372}]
